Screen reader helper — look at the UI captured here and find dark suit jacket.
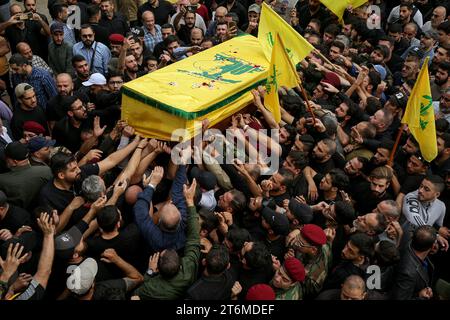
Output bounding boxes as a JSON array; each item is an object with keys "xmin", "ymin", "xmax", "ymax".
[
  {"xmin": 0, "ymin": 121, "xmax": 13, "ymax": 173},
  {"xmin": 391, "ymin": 246, "xmax": 435, "ymax": 300}
]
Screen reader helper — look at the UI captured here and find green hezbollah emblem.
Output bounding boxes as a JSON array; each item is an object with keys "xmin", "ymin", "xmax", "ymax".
[
  {"xmin": 266, "ymin": 32, "xmax": 294, "ymax": 60},
  {"xmin": 419, "ymin": 95, "xmax": 433, "ymax": 130},
  {"xmin": 177, "ymin": 53, "xmax": 264, "ymax": 84},
  {"xmin": 266, "ymin": 64, "xmax": 278, "ymax": 93}
]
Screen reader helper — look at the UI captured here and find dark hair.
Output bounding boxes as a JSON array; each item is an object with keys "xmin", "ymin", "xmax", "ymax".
[
  {"xmin": 106, "ymin": 70, "xmax": 124, "ymax": 81},
  {"xmin": 199, "ymin": 209, "xmax": 219, "ymax": 232},
  {"xmin": 277, "ymin": 167, "xmax": 294, "ymax": 190},
  {"xmin": 324, "ymin": 24, "xmax": 340, "ymax": 37},
  {"xmin": 328, "ymin": 168, "xmax": 349, "ymax": 190},
  {"xmin": 388, "ymin": 23, "xmax": 403, "ymax": 34},
  {"xmin": 440, "ymin": 132, "xmax": 450, "ymax": 148},
  {"xmin": 226, "ymin": 227, "xmax": 251, "ymax": 252},
  {"xmin": 144, "ymin": 54, "xmax": 157, "ymax": 63},
  {"xmin": 411, "ymin": 225, "xmax": 437, "ymax": 252},
  {"xmin": 309, "ymin": 18, "xmax": 321, "ymax": 29},
  {"xmin": 50, "ymin": 152, "xmax": 77, "ymax": 177},
  {"xmin": 365, "ymin": 96, "xmax": 382, "ymax": 115},
  {"xmin": 158, "ymin": 249, "xmax": 180, "ymax": 278},
  {"xmin": 205, "ymin": 244, "xmax": 229, "ymax": 275},
  {"xmin": 87, "ymin": 4, "xmax": 100, "ymax": 19},
  {"xmin": 80, "ymin": 24, "xmax": 94, "ymax": 33},
  {"xmin": 375, "ymin": 240, "xmax": 400, "ymax": 267},
  {"xmin": 349, "ymin": 232, "xmax": 374, "ymax": 258},
  {"xmin": 437, "ymin": 20, "xmax": 450, "ymax": 34},
  {"xmin": 244, "ymin": 242, "xmax": 271, "ymax": 270},
  {"xmin": 50, "ymin": 3, "xmax": 68, "ymax": 19},
  {"xmin": 438, "ymin": 61, "xmax": 450, "ymax": 74},
  {"xmin": 334, "ymin": 201, "xmax": 356, "ymax": 225},
  {"xmin": 399, "ymin": 1, "xmax": 413, "ymax": 11},
  {"xmin": 161, "ymin": 23, "xmax": 175, "ymax": 32},
  {"xmin": 9, "ymin": 53, "xmax": 29, "ymax": 66},
  {"xmin": 97, "ymin": 205, "xmax": 120, "ymax": 232},
  {"xmin": 372, "ymin": 213, "xmax": 388, "ymax": 235},
  {"xmin": 164, "ymin": 35, "xmax": 180, "ymax": 47},
  {"xmin": 424, "ymin": 174, "xmax": 445, "ymax": 193},
  {"xmin": 287, "ymin": 151, "xmax": 309, "ymax": 170},
  {"xmin": 229, "ymin": 189, "xmax": 246, "ymax": 213},
  {"xmin": 367, "ymin": 70, "xmax": 381, "ymax": 89},
  {"xmin": 330, "ymin": 40, "xmax": 345, "ymax": 53},
  {"xmin": 72, "ymin": 54, "xmax": 87, "ymax": 67}
]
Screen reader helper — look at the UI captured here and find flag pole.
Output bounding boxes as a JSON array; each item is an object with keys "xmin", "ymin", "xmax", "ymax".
[
  {"xmin": 388, "ymin": 124, "xmax": 405, "ymax": 167},
  {"xmin": 297, "ymin": 83, "xmax": 316, "ymax": 123}
]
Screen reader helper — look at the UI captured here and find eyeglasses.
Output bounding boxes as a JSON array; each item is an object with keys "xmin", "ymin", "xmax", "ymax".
[
  {"xmin": 71, "ymin": 104, "xmax": 86, "ymax": 111},
  {"xmin": 109, "ymin": 80, "xmax": 123, "ymax": 85}
]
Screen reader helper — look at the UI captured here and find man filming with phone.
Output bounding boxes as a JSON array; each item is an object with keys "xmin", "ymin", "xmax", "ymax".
[{"xmin": 0, "ymin": 3, "xmax": 50, "ymax": 60}]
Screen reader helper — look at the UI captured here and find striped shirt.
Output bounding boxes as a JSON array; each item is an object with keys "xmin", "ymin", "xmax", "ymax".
[
  {"xmin": 143, "ymin": 24, "xmax": 163, "ymax": 54},
  {"xmin": 73, "ymin": 41, "xmax": 111, "ymax": 75},
  {"xmin": 11, "ymin": 67, "xmax": 57, "ymax": 110}
]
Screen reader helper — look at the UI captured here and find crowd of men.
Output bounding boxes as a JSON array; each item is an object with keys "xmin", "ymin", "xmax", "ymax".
[{"xmin": 0, "ymin": 0, "xmax": 450, "ymax": 301}]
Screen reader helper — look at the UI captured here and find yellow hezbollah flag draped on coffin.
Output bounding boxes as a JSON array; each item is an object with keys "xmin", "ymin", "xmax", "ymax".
[{"xmin": 122, "ymin": 35, "xmax": 269, "ymax": 141}]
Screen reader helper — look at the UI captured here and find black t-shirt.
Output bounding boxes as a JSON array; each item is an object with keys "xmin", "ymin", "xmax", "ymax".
[
  {"xmin": 137, "ymin": 1, "xmax": 176, "ymax": 26},
  {"xmin": 400, "ymin": 174, "xmax": 425, "ymax": 195},
  {"xmin": 10, "ymin": 105, "xmax": 48, "ymax": 140},
  {"xmin": 187, "ymin": 270, "xmax": 235, "ymax": 300},
  {"xmin": 91, "ymin": 23, "xmax": 110, "ymax": 46},
  {"xmin": 99, "ymin": 14, "xmax": 130, "ymax": 36},
  {"xmin": 176, "ymin": 25, "xmax": 193, "ymax": 46},
  {"xmin": 0, "ymin": 205, "xmax": 32, "ymax": 233},
  {"xmin": 92, "ymin": 279, "xmax": 127, "ymax": 300},
  {"xmin": 39, "ymin": 164, "xmax": 100, "ymax": 213},
  {"xmin": 5, "ymin": 22, "xmax": 48, "ymax": 59},
  {"xmin": 52, "ymin": 117, "xmax": 86, "ymax": 153},
  {"xmin": 46, "ymin": 92, "xmax": 89, "ymax": 123},
  {"xmin": 311, "ymin": 158, "xmax": 335, "ymax": 175},
  {"xmin": 265, "ymin": 236, "xmax": 286, "ymax": 263},
  {"xmin": 86, "ymin": 223, "xmax": 141, "ymax": 262}
]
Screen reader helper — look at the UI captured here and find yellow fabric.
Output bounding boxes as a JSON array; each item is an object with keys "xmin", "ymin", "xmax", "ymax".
[
  {"xmin": 401, "ymin": 57, "xmax": 437, "ymax": 162},
  {"xmin": 258, "ymin": 2, "xmax": 314, "ymax": 66},
  {"xmin": 319, "ymin": 0, "xmax": 368, "ymax": 23},
  {"xmin": 264, "ymin": 34, "xmax": 300, "ymax": 123},
  {"xmin": 121, "ymin": 35, "xmax": 269, "ymax": 141}
]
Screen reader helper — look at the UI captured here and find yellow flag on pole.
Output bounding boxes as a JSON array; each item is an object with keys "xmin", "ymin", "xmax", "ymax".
[
  {"xmin": 258, "ymin": 2, "xmax": 314, "ymax": 66},
  {"xmin": 264, "ymin": 34, "xmax": 300, "ymax": 123},
  {"xmin": 401, "ymin": 57, "xmax": 437, "ymax": 162},
  {"xmin": 319, "ymin": 0, "xmax": 368, "ymax": 23}
]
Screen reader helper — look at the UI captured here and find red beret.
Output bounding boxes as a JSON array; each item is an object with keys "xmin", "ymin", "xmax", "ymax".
[
  {"xmin": 22, "ymin": 121, "xmax": 45, "ymax": 135},
  {"xmin": 283, "ymin": 257, "xmax": 306, "ymax": 283},
  {"xmin": 109, "ymin": 33, "xmax": 125, "ymax": 45},
  {"xmin": 321, "ymin": 72, "xmax": 341, "ymax": 90},
  {"xmin": 246, "ymin": 284, "xmax": 275, "ymax": 300},
  {"xmin": 301, "ymin": 224, "xmax": 326, "ymax": 247}
]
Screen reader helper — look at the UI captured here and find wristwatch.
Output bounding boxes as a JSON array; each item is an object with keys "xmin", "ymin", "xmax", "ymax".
[{"xmin": 146, "ymin": 268, "xmax": 157, "ymax": 277}]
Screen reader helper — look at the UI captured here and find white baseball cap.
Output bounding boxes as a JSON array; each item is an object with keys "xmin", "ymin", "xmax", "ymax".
[
  {"xmin": 82, "ymin": 73, "xmax": 107, "ymax": 87},
  {"xmin": 66, "ymin": 257, "xmax": 98, "ymax": 295}
]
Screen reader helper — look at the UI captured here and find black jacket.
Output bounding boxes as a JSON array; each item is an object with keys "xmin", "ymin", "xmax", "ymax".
[{"xmin": 390, "ymin": 246, "xmax": 435, "ymax": 300}]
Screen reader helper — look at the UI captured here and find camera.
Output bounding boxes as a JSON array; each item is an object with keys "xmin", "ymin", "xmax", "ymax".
[{"xmin": 17, "ymin": 12, "xmax": 33, "ymax": 20}]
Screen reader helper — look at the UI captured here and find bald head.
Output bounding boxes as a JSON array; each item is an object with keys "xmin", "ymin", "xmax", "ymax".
[
  {"xmin": 125, "ymin": 185, "xmax": 143, "ymax": 205},
  {"xmin": 215, "ymin": 6, "xmax": 228, "ymax": 23},
  {"xmin": 158, "ymin": 203, "xmax": 181, "ymax": 232},
  {"xmin": 142, "ymin": 10, "xmax": 156, "ymax": 31},
  {"xmin": 432, "ymin": 6, "xmax": 447, "ymax": 28},
  {"xmin": 56, "ymin": 73, "xmax": 74, "ymax": 96},
  {"xmin": 17, "ymin": 42, "xmax": 33, "ymax": 60},
  {"xmin": 190, "ymin": 28, "xmax": 204, "ymax": 46},
  {"xmin": 341, "ymin": 275, "xmax": 366, "ymax": 300}
]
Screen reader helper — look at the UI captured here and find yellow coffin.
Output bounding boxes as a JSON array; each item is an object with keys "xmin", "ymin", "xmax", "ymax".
[{"xmin": 121, "ymin": 35, "xmax": 269, "ymax": 141}]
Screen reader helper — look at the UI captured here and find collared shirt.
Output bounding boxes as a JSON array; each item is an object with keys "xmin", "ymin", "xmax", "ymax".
[
  {"xmin": 11, "ymin": 68, "xmax": 57, "ymax": 111},
  {"xmin": 31, "ymin": 55, "xmax": 53, "ymax": 75},
  {"xmin": 72, "ymin": 41, "xmax": 111, "ymax": 75},
  {"xmin": 143, "ymin": 24, "xmax": 163, "ymax": 54},
  {"xmin": 0, "ymin": 126, "xmax": 12, "ymax": 144}
]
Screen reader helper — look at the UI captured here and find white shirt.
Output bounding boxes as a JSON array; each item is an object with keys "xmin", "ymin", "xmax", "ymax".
[
  {"xmin": 199, "ymin": 190, "xmax": 217, "ymax": 212},
  {"xmin": 0, "ymin": 126, "xmax": 12, "ymax": 144}
]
